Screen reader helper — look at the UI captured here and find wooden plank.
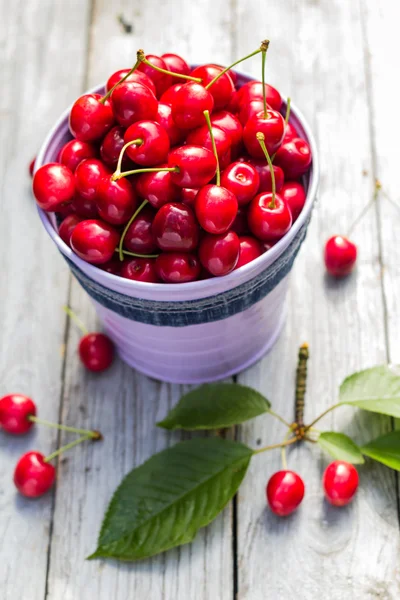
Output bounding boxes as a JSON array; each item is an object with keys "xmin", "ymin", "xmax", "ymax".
[
  {"xmin": 235, "ymin": 1, "xmax": 400, "ymax": 598},
  {"xmin": 0, "ymin": 1, "xmax": 90, "ymax": 599},
  {"xmin": 45, "ymin": 1, "xmax": 236, "ymax": 598}
]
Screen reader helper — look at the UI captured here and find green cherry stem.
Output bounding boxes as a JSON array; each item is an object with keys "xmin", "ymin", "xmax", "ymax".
[
  {"xmin": 116, "ymin": 248, "xmax": 159, "ymax": 259},
  {"xmin": 43, "ymin": 434, "xmax": 95, "ymax": 463},
  {"xmin": 63, "ymin": 305, "xmax": 88, "ymax": 335},
  {"xmin": 118, "ymin": 199, "xmax": 149, "ymax": 261},
  {"xmin": 28, "ymin": 415, "xmax": 101, "ymax": 439},
  {"xmin": 100, "ymin": 58, "xmax": 141, "ymax": 104},
  {"xmin": 137, "ymin": 49, "xmax": 202, "ymax": 83},
  {"xmin": 304, "ymin": 403, "xmax": 342, "ymax": 432},
  {"xmin": 113, "ymin": 166, "xmax": 179, "ymax": 182},
  {"xmin": 112, "ymin": 139, "xmax": 144, "ymax": 180},
  {"xmin": 254, "ymin": 436, "xmax": 298, "ymax": 455},
  {"xmin": 346, "ymin": 179, "xmax": 382, "ymax": 238},
  {"xmin": 203, "ymin": 109, "xmax": 220, "ymax": 186},
  {"xmin": 256, "ymin": 132, "xmax": 276, "ymax": 207},
  {"xmin": 285, "ymin": 97, "xmax": 291, "ymax": 125},
  {"xmin": 268, "ymin": 409, "xmax": 292, "ymax": 429},
  {"xmin": 281, "ymin": 428, "xmax": 293, "ymax": 469},
  {"xmin": 260, "ymin": 41, "xmax": 270, "ymax": 119},
  {"xmin": 205, "ymin": 40, "xmax": 270, "ymax": 90}
]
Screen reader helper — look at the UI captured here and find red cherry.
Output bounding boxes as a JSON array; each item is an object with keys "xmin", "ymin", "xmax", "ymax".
[
  {"xmin": 274, "ymin": 138, "xmax": 312, "ymax": 179},
  {"xmin": 283, "ymin": 122, "xmax": 299, "ymax": 143},
  {"xmin": 324, "ymin": 236, "xmax": 357, "ymax": 277},
  {"xmin": 247, "ymin": 158, "xmax": 284, "ymax": 193},
  {"xmin": 159, "ymin": 84, "xmax": 184, "ymax": 106},
  {"xmin": 106, "ymin": 68, "xmax": 156, "ymax": 95},
  {"xmin": 209, "ymin": 63, "xmax": 237, "ymax": 85},
  {"xmin": 186, "ymin": 123, "xmax": 232, "ymax": 169},
  {"xmin": 235, "ymin": 236, "xmax": 264, "ymax": 269},
  {"xmin": 210, "ymin": 110, "xmax": 243, "ymax": 151},
  {"xmin": 69, "ymin": 93, "xmax": 114, "ymax": 142},
  {"xmin": 231, "ymin": 207, "xmax": 249, "ymax": 235},
  {"xmin": 111, "ymin": 82, "xmax": 158, "ymax": 128},
  {"xmin": 123, "ymin": 205, "xmax": 157, "ymax": 253},
  {"xmin": 29, "ymin": 157, "xmax": 36, "ymax": 177},
  {"xmin": 199, "ymin": 231, "xmax": 240, "ymax": 276},
  {"xmin": 79, "ymin": 332, "xmax": 114, "ymax": 371},
  {"xmin": 136, "ymin": 167, "xmax": 180, "ymax": 210},
  {"xmin": 221, "ymin": 162, "xmax": 259, "ymax": 206},
  {"xmin": 280, "ymin": 182, "xmax": 306, "ymax": 222},
  {"xmin": 0, "ymin": 394, "xmax": 36, "ymax": 435},
  {"xmin": 152, "ymin": 203, "xmax": 199, "ymax": 252},
  {"xmin": 14, "ymin": 452, "xmax": 56, "ymax": 498},
  {"xmin": 59, "ymin": 214, "xmax": 83, "ymax": 246},
  {"xmin": 180, "ymin": 187, "xmax": 199, "ymax": 206},
  {"xmin": 124, "ymin": 120, "xmax": 170, "ymax": 166},
  {"xmin": 161, "ymin": 53, "xmax": 191, "ymax": 82},
  {"xmin": 33, "ymin": 163, "xmax": 75, "ymax": 212},
  {"xmin": 195, "ymin": 185, "xmax": 238, "ymax": 234},
  {"xmin": 57, "ymin": 202, "xmax": 77, "ymax": 218},
  {"xmin": 156, "ymin": 103, "xmax": 186, "ymax": 146},
  {"xmin": 100, "ymin": 256, "xmax": 122, "ymax": 276},
  {"xmin": 72, "ymin": 193, "xmax": 98, "ymax": 218},
  {"xmin": 238, "ymin": 98, "xmax": 266, "ymax": 126},
  {"xmin": 248, "ymin": 193, "xmax": 292, "ymax": 241},
  {"xmin": 243, "ymin": 110, "xmax": 285, "ymax": 157},
  {"xmin": 171, "ymin": 82, "xmax": 214, "ymax": 130},
  {"xmin": 323, "ymin": 461, "xmax": 359, "ymax": 507},
  {"xmin": 226, "ymin": 90, "xmax": 240, "ymax": 114},
  {"xmin": 100, "ymin": 126, "xmax": 132, "ymax": 169},
  {"xmin": 137, "ymin": 54, "xmax": 172, "ymax": 97},
  {"xmin": 121, "ymin": 258, "xmax": 160, "ymax": 283},
  {"xmin": 96, "ymin": 176, "xmax": 137, "ymax": 225},
  {"xmin": 74, "ymin": 158, "xmax": 110, "ymax": 201},
  {"xmin": 71, "ymin": 219, "xmax": 120, "ymax": 264},
  {"xmin": 168, "ymin": 145, "xmax": 217, "ymax": 188},
  {"xmin": 191, "ymin": 64, "xmax": 234, "ymax": 110},
  {"xmin": 237, "ymin": 81, "xmax": 282, "ymax": 111},
  {"xmin": 266, "ymin": 470, "xmax": 305, "ymax": 516},
  {"xmin": 59, "ymin": 139, "xmax": 98, "ymax": 173},
  {"xmin": 155, "ymin": 252, "xmax": 201, "ymax": 283}
]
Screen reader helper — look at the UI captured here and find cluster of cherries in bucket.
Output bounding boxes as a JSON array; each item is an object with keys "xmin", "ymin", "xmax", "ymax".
[{"xmin": 32, "ymin": 43, "xmax": 314, "ymax": 283}]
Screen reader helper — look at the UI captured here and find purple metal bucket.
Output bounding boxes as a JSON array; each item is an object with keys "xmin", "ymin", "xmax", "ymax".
[{"xmin": 35, "ymin": 71, "xmax": 319, "ymax": 384}]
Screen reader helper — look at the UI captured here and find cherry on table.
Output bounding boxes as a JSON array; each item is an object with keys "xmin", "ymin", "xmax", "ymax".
[
  {"xmin": 14, "ymin": 452, "xmax": 56, "ymax": 498},
  {"xmin": 124, "ymin": 120, "xmax": 170, "ymax": 166},
  {"xmin": 155, "ymin": 252, "xmax": 201, "ymax": 283},
  {"xmin": 274, "ymin": 137, "xmax": 312, "ymax": 179},
  {"xmin": 248, "ymin": 192, "xmax": 292, "ymax": 241},
  {"xmin": 137, "ymin": 54, "xmax": 173, "ymax": 97},
  {"xmin": 111, "ymin": 81, "xmax": 158, "ymax": 127},
  {"xmin": 221, "ymin": 161, "xmax": 260, "ymax": 206},
  {"xmin": 195, "ymin": 184, "xmax": 238, "ymax": 234},
  {"xmin": 123, "ymin": 205, "xmax": 158, "ymax": 254},
  {"xmin": 0, "ymin": 394, "xmax": 36, "ymax": 435},
  {"xmin": 323, "ymin": 461, "xmax": 359, "ymax": 507},
  {"xmin": 161, "ymin": 53, "xmax": 191, "ymax": 82},
  {"xmin": 96, "ymin": 175, "xmax": 138, "ymax": 225},
  {"xmin": 152, "ymin": 202, "xmax": 199, "ymax": 252},
  {"xmin": 59, "ymin": 214, "xmax": 83, "ymax": 246},
  {"xmin": 199, "ymin": 231, "xmax": 240, "ymax": 276},
  {"xmin": 247, "ymin": 158, "xmax": 284, "ymax": 193},
  {"xmin": 266, "ymin": 470, "xmax": 305, "ymax": 516},
  {"xmin": 280, "ymin": 181, "xmax": 306, "ymax": 222},
  {"xmin": 170, "ymin": 82, "xmax": 214, "ymax": 130},
  {"xmin": 156, "ymin": 102, "xmax": 186, "ymax": 146},
  {"xmin": 33, "ymin": 163, "xmax": 75, "ymax": 212},
  {"xmin": 187, "ymin": 123, "xmax": 232, "ymax": 169},
  {"xmin": 58, "ymin": 139, "xmax": 98, "ymax": 173},
  {"xmin": 235, "ymin": 236, "xmax": 264, "ymax": 269},
  {"xmin": 121, "ymin": 258, "xmax": 160, "ymax": 283},
  {"xmin": 106, "ymin": 68, "xmax": 156, "ymax": 95},
  {"xmin": 168, "ymin": 145, "xmax": 217, "ymax": 188},
  {"xmin": 191, "ymin": 64, "xmax": 235, "ymax": 110},
  {"xmin": 69, "ymin": 93, "xmax": 114, "ymax": 142},
  {"xmin": 324, "ymin": 235, "xmax": 357, "ymax": 277},
  {"xmin": 79, "ymin": 332, "xmax": 115, "ymax": 372},
  {"xmin": 71, "ymin": 219, "xmax": 120, "ymax": 264},
  {"xmin": 74, "ymin": 158, "xmax": 111, "ymax": 201},
  {"xmin": 136, "ymin": 167, "xmax": 180, "ymax": 210},
  {"xmin": 243, "ymin": 110, "xmax": 285, "ymax": 157}
]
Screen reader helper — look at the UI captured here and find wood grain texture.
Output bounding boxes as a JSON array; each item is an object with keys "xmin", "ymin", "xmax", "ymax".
[
  {"xmin": 0, "ymin": 1, "xmax": 90, "ymax": 599},
  {"xmin": 235, "ymin": 1, "xmax": 400, "ymax": 599}
]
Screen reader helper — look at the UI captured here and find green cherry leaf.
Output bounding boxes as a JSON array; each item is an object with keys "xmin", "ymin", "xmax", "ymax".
[
  {"xmin": 157, "ymin": 383, "xmax": 271, "ymax": 430},
  {"xmin": 317, "ymin": 432, "xmax": 364, "ymax": 464},
  {"xmin": 339, "ymin": 365, "xmax": 400, "ymax": 417},
  {"xmin": 89, "ymin": 437, "xmax": 253, "ymax": 561},
  {"xmin": 361, "ymin": 431, "xmax": 400, "ymax": 470}
]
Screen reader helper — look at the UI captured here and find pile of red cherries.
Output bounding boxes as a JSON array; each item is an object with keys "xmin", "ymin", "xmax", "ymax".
[{"xmin": 32, "ymin": 44, "xmax": 313, "ymax": 283}]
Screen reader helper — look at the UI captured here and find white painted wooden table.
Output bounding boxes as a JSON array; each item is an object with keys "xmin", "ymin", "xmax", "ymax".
[{"xmin": 1, "ymin": 1, "xmax": 400, "ymax": 598}]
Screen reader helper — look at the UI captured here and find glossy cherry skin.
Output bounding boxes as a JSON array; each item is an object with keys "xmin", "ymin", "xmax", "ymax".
[
  {"xmin": 231, "ymin": 207, "xmax": 249, "ymax": 235},
  {"xmin": 238, "ymin": 98, "xmax": 266, "ymax": 126},
  {"xmin": 69, "ymin": 93, "xmax": 114, "ymax": 142},
  {"xmin": 159, "ymin": 84, "xmax": 183, "ymax": 106},
  {"xmin": 74, "ymin": 158, "xmax": 110, "ymax": 201},
  {"xmin": 72, "ymin": 193, "xmax": 98, "ymax": 218},
  {"xmin": 156, "ymin": 103, "xmax": 186, "ymax": 146},
  {"xmin": 59, "ymin": 139, "xmax": 98, "ymax": 172},
  {"xmin": 100, "ymin": 256, "xmax": 122, "ymax": 276},
  {"xmin": 187, "ymin": 124, "xmax": 232, "ymax": 169},
  {"xmin": 283, "ymin": 122, "xmax": 299, "ymax": 143},
  {"xmin": 79, "ymin": 332, "xmax": 114, "ymax": 371},
  {"xmin": 138, "ymin": 54, "xmax": 172, "ymax": 97},
  {"xmin": 266, "ymin": 470, "xmax": 305, "ymax": 516},
  {"xmin": 29, "ymin": 158, "xmax": 36, "ymax": 177},
  {"xmin": 274, "ymin": 138, "xmax": 312, "ymax": 179},
  {"xmin": 161, "ymin": 53, "xmax": 191, "ymax": 82},
  {"xmin": 199, "ymin": 231, "xmax": 240, "ymax": 276},
  {"xmin": 235, "ymin": 236, "xmax": 264, "ymax": 269},
  {"xmin": 323, "ymin": 461, "xmax": 359, "ymax": 507},
  {"xmin": 180, "ymin": 187, "xmax": 199, "ymax": 206},
  {"xmin": 243, "ymin": 110, "xmax": 285, "ymax": 157},
  {"xmin": 106, "ymin": 68, "xmax": 156, "ymax": 95},
  {"xmin": 210, "ymin": 110, "xmax": 243, "ymax": 152},
  {"xmin": 247, "ymin": 158, "xmax": 284, "ymax": 193},
  {"xmin": 0, "ymin": 394, "xmax": 36, "ymax": 435},
  {"xmin": 155, "ymin": 252, "xmax": 201, "ymax": 283},
  {"xmin": 124, "ymin": 120, "xmax": 170, "ymax": 166},
  {"xmin": 33, "ymin": 163, "xmax": 75, "ymax": 212},
  {"xmin": 14, "ymin": 452, "xmax": 56, "ymax": 498},
  {"xmin": 123, "ymin": 205, "xmax": 157, "ymax": 253},
  {"xmin": 191, "ymin": 64, "xmax": 234, "ymax": 110},
  {"xmin": 324, "ymin": 236, "xmax": 357, "ymax": 277},
  {"xmin": 168, "ymin": 145, "xmax": 217, "ymax": 188},
  {"xmin": 136, "ymin": 167, "xmax": 180, "ymax": 210},
  {"xmin": 111, "ymin": 81, "xmax": 158, "ymax": 127},
  {"xmin": 195, "ymin": 185, "xmax": 238, "ymax": 234},
  {"xmin": 237, "ymin": 81, "xmax": 282, "ymax": 111},
  {"xmin": 96, "ymin": 176, "xmax": 137, "ymax": 225},
  {"xmin": 248, "ymin": 193, "xmax": 292, "ymax": 241},
  {"xmin": 280, "ymin": 181, "xmax": 306, "ymax": 221},
  {"xmin": 210, "ymin": 63, "xmax": 237, "ymax": 85},
  {"xmin": 100, "ymin": 126, "xmax": 131, "ymax": 169},
  {"xmin": 152, "ymin": 203, "xmax": 199, "ymax": 252},
  {"xmin": 59, "ymin": 214, "xmax": 83, "ymax": 246},
  {"xmin": 121, "ymin": 258, "xmax": 160, "ymax": 283},
  {"xmin": 71, "ymin": 219, "xmax": 120, "ymax": 264},
  {"xmin": 221, "ymin": 162, "xmax": 259, "ymax": 206},
  {"xmin": 171, "ymin": 82, "xmax": 214, "ymax": 130}
]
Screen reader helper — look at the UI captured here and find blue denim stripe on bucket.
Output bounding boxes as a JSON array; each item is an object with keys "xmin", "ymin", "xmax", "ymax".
[{"xmin": 63, "ymin": 216, "xmax": 310, "ymax": 327}]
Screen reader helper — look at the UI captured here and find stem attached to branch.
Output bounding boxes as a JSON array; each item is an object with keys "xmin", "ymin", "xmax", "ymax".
[
  {"xmin": 295, "ymin": 343, "xmax": 309, "ymax": 428},
  {"xmin": 44, "ymin": 434, "xmax": 94, "ymax": 463}
]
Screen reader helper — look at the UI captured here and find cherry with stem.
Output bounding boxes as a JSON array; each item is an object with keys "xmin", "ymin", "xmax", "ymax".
[
  {"xmin": 100, "ymin": 58, "xmax": 141, "ymax": 104},
  {"xmin": 203, "ymin": 110, "xmax": 220, "ymax": 185},
  {"xmin": 205, "ymin": 40, "xmax": 270, "ymax": 91},
  {"xmin": 117, "ymin": 199, "xmax": 159, "ymax": 261},
  {"xmin": 257, "ymin": 132, "xmax": 276, "ymax": 207},
  {"xmin": 137, "ymin": 49, "xmax": 201, "ymax": 83}
]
